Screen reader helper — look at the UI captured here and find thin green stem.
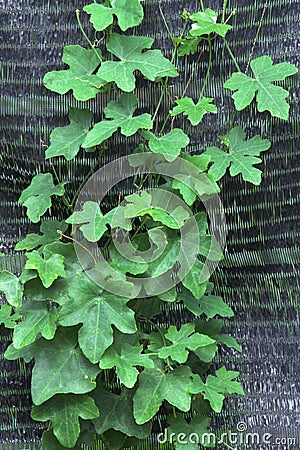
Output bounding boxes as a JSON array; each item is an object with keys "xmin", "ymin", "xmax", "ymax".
[
  {"xmin": 158, "ymin": 2, "xmax": 173, "ymax": 43},
  {"xmin": 223, "ymin": 37, "xmax": 241, "ymax": 72},
  {"xmin": 76, "ymin": 9, "xmax": 102, "ymax": 63},
  {"xmin": 199, "ymin": 0, "xmax": 205, "ymax": 12},
  {"xmin": 200, "ymin": 37, "xmax": 212, "ymax": 98},
  {"xmin": 50, "ymin": 161, "xmax": 72, "ymax": 209},
  {"xmin": 57, "ymin": 230, "xmax": 97, "ymax": 265},
  {"xmin": 222, "ymin": 0, "xmax": 229, "ymax": 23},
  {"xmin": 245, "ymin": 0, "xmax": 268, "ymax": 73}
]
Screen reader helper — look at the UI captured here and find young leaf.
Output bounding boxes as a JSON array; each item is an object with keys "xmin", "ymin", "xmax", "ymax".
[
  {"xmin": 97, "ymin": 33, "xmax": 178, "ymax": 92},
  {"xmin": 84, "ymin": 0, "xmax": 143, "ymax": 32},
  {"xmin": 31, "ymin": 326, "xmax": 100, "ymax": 405},
  {"xmin": 158, "ymin": 323, "xmax": 215, "ymax": 363},
  {"xmin": 43, "ymin": 45, "xmax": 104, "ymax": 101},
  {"xmin": 171, "ymin": 97, "xmax": 217, "ymax": 126},
  {"xmin": 15, "ymin": 220, "xmax": 67, "ymax": 251},
  {"xmin": 82, "ymin": 93, "xmax": 152, "ymax": 148},
  {"xmin": 0, "ymin": 271, "xmax": 23, "ymax": 308},
  {"xmin": 148, "ymin": 128, "xmax": 189, "ymax": 162},
  {"xmin": 181, "ymin": 260, "xmax": 208, "ymax": 300},
  {"xmin": 167, "ymin": 414, "xmax": 211, "ymax": 450},
  {"xmin": 100, "ymin": 343, "xmax": 154, "ymax": 388},
  {"xmin": 189, "ymin": 9, "xmax": 232, "ymax": 38},
  {"xmin": 13, "ymin": 301, "xmax": 59, "ymax": 349},
  {"xmin": 18, "ymin": 173, "xmax": 67, "ymax": 223},
  {"xmin": 179, "ymin": 289, "xmax": 233, "ymax": 319},
  {"xmin": 0, "ymin": 304, "xmax": 21, "ymax": 329},
  {"xmin": 205, "ymin": 126, "xmax": 271, "ymax": 184},
  {"xmin": 25, "ymin": 251, "xmax": 66, "ymax": 288},
  {"xmin": 58, "ymin": 274, "xmax": 137, "ymax": 363},
  {"xmin": 92, "ymin": 386, "xmax": 151, "ymax": 439},
  {"xmin": 190, "ymin": 366, "xmax": 245, "ymax": 412},
  {"xmin": 224, "ymin": 55, "xmax": 298, "ymax": 120},
  {"xmin": 177, "ymin": 35, "xmax": 201, "ymax": 57},
  {"xmin": 31, "ymin": 394, "xmax": 99, "ymax": 448},
  {"xmin": 45, "ymin": 108, "xmax": 94, "ymax": 160},
  {"xmin": 133, "ymin": 366, "xmax": 194, "ymax": 424},
  {"xmin": 66, "ymin": 201, "xmax": 108, "ymax": 242}
]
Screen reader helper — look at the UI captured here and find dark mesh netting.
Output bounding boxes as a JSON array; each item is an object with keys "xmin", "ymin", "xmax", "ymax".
[{"xmin": 0, "ymin": 0, "xmax": 299, "ymax": 449}]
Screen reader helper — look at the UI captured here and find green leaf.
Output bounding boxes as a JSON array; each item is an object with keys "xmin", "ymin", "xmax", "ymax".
[
  {"xmin": 0, "ymin": 271, "xmax": 23, "ymax": 308},
  {"xmin": 32, "ymin": 394, "xmax": 99, "ymax": 448},
  {"xmin": 15, "ymin": 220, "xmax": 67, "ymax": 251},
  {"xmin": 92, "ymin": 385, "xmax": 151, "ymax": 438},
  {"xmin": 167, "ymin": 414, "xmax": 211, "ymax": 450},
  {"xmin": 158, "ymin": 323, "xmax": 215, "ymax": 363},
  {"xmin": 25, "ymin": 251, "xmax": 66, "ymax": 288},
  {"xmin": 133, "ymin": 366, "xmax": 194, "ymax": 424},
  {"xmin": 41, "ymin": 430, "xmax": 82, "ymax": 450},
  {"xmin": 100, "ymin": 343, "xmax": 154, "ymax": 388},
  {"xmin": 0, "ymin": 252, "xmax": 4, "ymax": 257},
  {"xmin": 205, "ymin": 126, "xmax": 271, "ymax": 184},
  {"xmin": 181, "ymin": 260, "xmax": 208, "ymax": 300},
  {"xmin": 224, "ymin": 55, "xmax": 298, "ymax": 120},
  {"xmin": 177, "ymin": 35, "xmax": 201, "ymax": 57},
  {"xmin": 58, "ymin": 274, "xmax": 137, "ymax": 363},
  {"xmin": 179, "ymin": 288, "xmax": 233, "ymax": 319},
  {"xmin": 148, "ymin": 129, "xmax": 189, "ymax": 162},
  {"xmin": 82, "ymin": 93, "xmax": 152, "ymax": 148},
  {"xmin": 45, "ymin": 109, "xmax": 94, "ymax": 160},
  {"xmin": 31, "ymin": 326, "xmax": 100, "ymax": 405},
  {"xmin": 97, "ymin": 33, "xmax": 178, "ymax": 92},
  {"xmin": 0, "ymin": 304, "xmax": 21, "ymax": 329},
  {"xmin": 189, "ymin": 9, "xmax": 232, "ymax": 38},
  {"xmin": 66, "ymin": 201, "xmax": 108, "ymax": 242},
  {"xmin": 13, "ymin": 301, "xmax": 58, "ymax": 349},
  {"xmin": 195, "ymin": 318, "xmax": 242, "ymax": 352},
  {"xmin": 171, "ymin": 97, "xmax": 217, "ymax": 126},
  {"xmin": 18, "ymin": 173, "xmax": 66, "ymax": 223},
  {"xmin": 190, "ymin": 366, "xmax": 245, "ymax": 412},
  {"xmin": 43, "ymin": 45, "xmax": 104, "ymax": 101},
  {"xmin": 108, "ymin": 243, "xmax": 148, "ymax": 275},
  {"xmin": 84, "ymin": 0, "xmax": 143, "ymax": 32}
]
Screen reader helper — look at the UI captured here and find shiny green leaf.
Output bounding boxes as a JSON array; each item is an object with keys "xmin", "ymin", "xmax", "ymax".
[{"xmin": 25, "ymin": 251, "xmax": 66, "ymax": 288}]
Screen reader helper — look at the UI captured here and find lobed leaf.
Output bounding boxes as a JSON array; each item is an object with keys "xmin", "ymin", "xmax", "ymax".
[
  {"xmin": 0, "ymin": 271, "xmax": 23, "ymax": 308},
  {"xmin": 171, "ymin": 97, "xmax": 217, "ymax": 125}
]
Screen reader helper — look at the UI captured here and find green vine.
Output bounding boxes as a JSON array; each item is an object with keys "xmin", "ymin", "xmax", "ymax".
[{"xmin": 0, "ymin": 1, "xmax": 297, "ymax": 449}]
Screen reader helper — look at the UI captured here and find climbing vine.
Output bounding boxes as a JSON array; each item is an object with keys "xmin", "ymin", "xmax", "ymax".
[{"xmin": 0, "ymin": 1, "xmax": 297, "ymax": 449}]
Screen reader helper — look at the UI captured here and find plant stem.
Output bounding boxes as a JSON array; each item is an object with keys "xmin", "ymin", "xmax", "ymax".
[
  {"xmin": 245, "ymin": 0, "xmax": 268, "ymax": 73},
  {"xmin": 222, "ymin": 0, "xmax": 229, "ymax": 23},
  {"xmin": 223, "ymin": 37, "xmax": 241, "ymax": 71},
  {"xmin": 76, "ymin": 9, "xmax": 102, "ymax": 63},
  {"xmin": 57, "ymin": 230, "xmax": 97, "ymax": 265},
  {"xmin": 199, "ymin": 0, "xmax": 205, "ymax": 12},
  {"xmin": 50, "ymin": 161, "xmax": 72, "ymax": 210},
  {"xmin": 200, "ymin": 37, "xmax": 212, "ymax": 98}
]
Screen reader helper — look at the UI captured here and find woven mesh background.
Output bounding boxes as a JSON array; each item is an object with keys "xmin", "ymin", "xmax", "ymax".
[{"xmin": 1, "ymin": 0, "xmax": 299, "ymax": 449}]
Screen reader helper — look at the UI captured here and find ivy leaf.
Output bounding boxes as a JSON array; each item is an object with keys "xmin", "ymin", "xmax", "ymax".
[
  {"xmin": 82, "ymin": 93, "xmax": 152, "ymax": 148},
  {"xmin": 0, "ymin": 271, "xmax": 23, "ymax": 308},
  {"xmin": 41, "ymin": 430, "xmax": 82, "ymax": 450},
  {"xmin": 0, "ymin": 304, "xmax": 22, "ymax": 329},
  {"xmin": 45, "ymin": 109, "xmax": 94, "ymax": 160},
  {"xmin": 205, "ymin": 126, "xmax": 271, "ymax": 184},
  {"xmin": 148, "ymin": 129, "xmax": 189, "ymax": 162},
  {"xmin": 4, "ymin": 342, "xmax": 34, "ymax": 363},
  {"xmin": 18, "ymin": 173, "xmax": 67, "ymax": 223},
  {"xmin": 66, "ymin": 201, "xmax": 108, "ymax": 242},
  {"xmin": 190, "ymin": 366, "xmax": 244, "ymax": 412},
  {"xmin": 100, "ymin": 343, "xmax": 154, "ymax": 388},
  {"xmin": 189, "ymin": 9, "xmax": 232, "ymax": 38},
  {"xmin": 97, "ymin": 33, "xmax": 178, "ymax": 92},
  {"xmin": 171, "ymin": 97, "xmax": 217, "ymax": 126},
  {"xmin": 15, "ymin": 220, "xmax": 67, "ymax": 251},
  {"xmin": 180, "ymin": 289, "xmax": 233, "ymax": 319},
  {"xmin": 158, "ymin": 323, "xmax": 215, "ymax": 363},
  {"xmin": 195, "ymin": 318, "xmax": 242, "ymax": 353},
  {"xmin": 92, "ymin": 385, "xmax": 151, "ymax": 439},
  {"xmin": 180, "ymin": 260, "xmax": 208, "ymax": 300},
  {"xmin": 84, "ymin": 0, "xmax": 143, "ymax": 32},
  {"xmin": 25, "ymin": 250, "xmax": 66, "ymax": 288},
  {"xmin": 133, "ymin": 366, "xmax": 195, "ymax": 424},
  {"xmin": 108, "ymin": 243, "xmax": 148, "ymax": 276},
  {"xmin": 177, "ymin": 36, "xmax": 201, "ymax": 57},
  {"xmin": 31, "ymin": 394, "xmax": 99, "ymax": 448},
  {"xmin": 58, "ymin": 274, "xmax": 137, "ymax": 363},
  {"xmin": 224, "ymin": 55, "xmax": 298, "ymax": 120},
  {"xmin": 167, "ymin": 414, "xmax": 211, "ymax": 450},
  {"xmin": 31, "ymin": 326, "xmax": 100, "ymax": 405},
  {"xmin": 13, "ymin": 301, "xmax": 58, "ymax": 349},
  {"xmin": 43, "ymin": 45, "xmax": 105, "ymax": 101}
]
